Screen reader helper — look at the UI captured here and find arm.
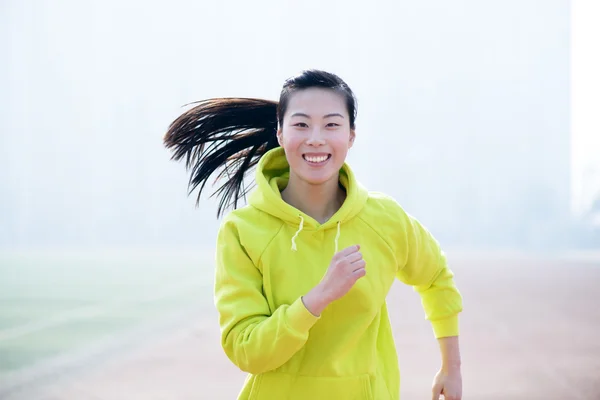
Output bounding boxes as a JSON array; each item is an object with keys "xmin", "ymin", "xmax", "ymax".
[
  {"xmin": 215, "ymin": 219, "xmax": 319, "ymax": 375},
  {"xmin": 432, "ymin": 336, "xmax": 462, "ymax": 399},
  {"xmin": 438, "ymin": 336, "xmax": 461, "ymax": 373},
  {"xmin": 396, "ymin": 215, "xmax": 464, "ymax": 399},
  {"xmin": 395, "ymin": 213, "xmax": 463, "ymax": 338}
]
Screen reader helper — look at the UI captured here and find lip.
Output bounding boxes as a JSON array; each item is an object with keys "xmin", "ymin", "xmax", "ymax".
[{"xmin": 302, "ymin": 153, "xmax": 332, "ymax": 166}]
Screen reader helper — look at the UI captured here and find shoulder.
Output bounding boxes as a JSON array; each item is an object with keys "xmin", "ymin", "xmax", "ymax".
[
  {"xmin": 363, "ymin": 191, "xmax": 410, "ymax": 222},
  {"xmin": 365, "ymin": 191, "xmax": 439, "ymax": 248},
  {"xmin": 219, "ymin": 204, "xmax": 283, "ymax": 232},
  {"xmin": 217, "ymin": 204, "xmax": 285, "ymax": 262},
  {"xmin": 355, "ymin": 191, "xmax": 410, "ymax": 241},
  {"xmin": 360, "ymin": 191, "xmax": 429, "ymax": 242},
  {"xmin": 367, "ymin": 191, "xmax": 400, "ymax": 206}
]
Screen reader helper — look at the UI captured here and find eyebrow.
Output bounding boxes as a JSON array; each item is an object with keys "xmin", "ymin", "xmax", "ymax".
[{"xmin": 290, "ymin": 113, "xmax": 345, "ymax": 119}]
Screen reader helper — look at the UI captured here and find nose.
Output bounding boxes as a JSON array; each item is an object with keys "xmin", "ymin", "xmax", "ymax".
[{"xmin": 306, "ymin": 127, "xmax": 325, "ymax": 146}]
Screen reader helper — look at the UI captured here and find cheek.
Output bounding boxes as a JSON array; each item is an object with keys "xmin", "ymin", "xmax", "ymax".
[
  {"xmin": 331, "ymin": 134, "xmax": 352, "ymax": 152},
  {"xmin": 281, "ymin": 132, "xmax": 304, "ymax": 150}
]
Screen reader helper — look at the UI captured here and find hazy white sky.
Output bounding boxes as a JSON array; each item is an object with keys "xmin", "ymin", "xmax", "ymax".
[{"xmin": 2, "ymin": 0, "xmax": 595, "ymax": 249}]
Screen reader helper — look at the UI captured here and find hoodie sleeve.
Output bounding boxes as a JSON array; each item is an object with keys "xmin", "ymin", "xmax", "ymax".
[
  {"xmin": 214, "ymin": 217, "xmax": 320, "ymax": 375},
  {"xmin": 394, "ymin": 207, "xmax": 463, "ymax": 339}
]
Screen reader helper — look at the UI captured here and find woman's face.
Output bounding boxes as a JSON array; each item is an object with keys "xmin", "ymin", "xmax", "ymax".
[{"xmin": 277, "ymin": 88, "xmax": 355, "ymax": 186}]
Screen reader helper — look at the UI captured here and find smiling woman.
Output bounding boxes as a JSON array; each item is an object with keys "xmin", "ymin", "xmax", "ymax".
[{"xmin": 163, "ymin": 70, "xmax": 464, "ymax": 400}]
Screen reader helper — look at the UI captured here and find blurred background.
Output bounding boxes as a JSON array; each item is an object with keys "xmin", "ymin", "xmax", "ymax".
[{"xmin": 1, "ymin": 0, "xmax": 599, "ymax": 399}]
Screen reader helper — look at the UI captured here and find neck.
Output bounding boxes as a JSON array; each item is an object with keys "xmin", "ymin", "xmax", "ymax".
[{"xmin": 281, "ymin": 172, "xmax": 346, "ymax": 224}]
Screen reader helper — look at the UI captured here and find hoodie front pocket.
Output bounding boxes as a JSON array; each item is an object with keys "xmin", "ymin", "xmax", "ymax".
[{"xmin": 250, "ymin": 372, "xmax": 374, "ymax": 400}]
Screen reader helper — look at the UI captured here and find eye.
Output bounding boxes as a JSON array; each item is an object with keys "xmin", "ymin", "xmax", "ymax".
[
  {"xmin": 293, "ymin": 122, "xmax": 308, "ymax": 128},
  {"xmin": 326, "ymin": 123, "xmax": 341, "ymax": 127}
]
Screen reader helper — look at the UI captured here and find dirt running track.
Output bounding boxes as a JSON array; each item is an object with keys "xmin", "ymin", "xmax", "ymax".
[{"xmin": 5, "ymin": 252, "xmax": 600, "ymax": 400}]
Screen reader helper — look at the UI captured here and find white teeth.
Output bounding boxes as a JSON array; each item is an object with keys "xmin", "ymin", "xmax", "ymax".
[{"xmin": 305, "ymin": 155, "xmax": 328, "ymax": 163}]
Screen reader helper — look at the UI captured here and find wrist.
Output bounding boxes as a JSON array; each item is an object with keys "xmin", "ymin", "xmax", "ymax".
[
  {"xmin": 441, "ymin": 361, "xmax": 462, "ymax": 374},
  {"xmin": 302, "ymin": 283, "xmax": 331, "ymax": 316},
  {"xmin": 437, "ymin": 335, "xmax": 461, "ymax": 374}
]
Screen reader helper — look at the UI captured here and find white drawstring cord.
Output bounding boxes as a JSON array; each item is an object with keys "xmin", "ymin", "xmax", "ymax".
[
  {"xmin": 291, "ymin": 217, "xmax": 340, "ymax": 253},
  {"xmin": 334, "ymin": 221, "xmax": 341, "ymax": 253},
  {"xmin": 291, "ymin": 215, "xmax": 304, "ymax": 251}
]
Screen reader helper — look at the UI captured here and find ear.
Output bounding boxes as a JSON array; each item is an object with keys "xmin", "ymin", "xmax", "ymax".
[
  {"xmin": 348, "ymin": 129, "xmax": 356, "ymax": 149},
  {"xmin": 276, "ymin": 128, "xmax": 283, "ymax": 147}
]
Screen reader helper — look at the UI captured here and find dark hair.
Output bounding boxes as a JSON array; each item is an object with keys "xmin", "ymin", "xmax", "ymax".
[{"xmin": 163, "ymin": 69, "xmax": 358, "ymax": 217}]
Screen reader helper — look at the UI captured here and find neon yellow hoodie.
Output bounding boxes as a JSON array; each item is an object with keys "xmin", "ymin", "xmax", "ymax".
[{"xmin": 214, "ymin": 147, "xmax": 463, "ymax": 399}]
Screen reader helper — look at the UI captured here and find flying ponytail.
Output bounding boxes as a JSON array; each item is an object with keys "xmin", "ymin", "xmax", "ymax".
[
  {"xmin": 164, "ymin": 69, "xmax": 358, "ymax": 218},
  {"xmin": 163, "ymin": 98, "xmax": 279, "ymax": 217}
]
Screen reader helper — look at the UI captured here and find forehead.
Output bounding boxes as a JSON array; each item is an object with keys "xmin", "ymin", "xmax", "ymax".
[{"xmin": 285, "ymin": 88, "xmax": 348, "ymax": 118}]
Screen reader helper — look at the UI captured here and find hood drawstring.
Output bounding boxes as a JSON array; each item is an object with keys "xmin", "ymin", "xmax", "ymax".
[
  {"xmin": 291, "ymin": 215, "xmax": 304, "ymax": 251},
  {"xmin": 290, "ymin": 217, "xmax": 341, "ymax": 253},
  {"xmin": 334, "ymin": 221, "xmax": 341, "ymax": 254}
]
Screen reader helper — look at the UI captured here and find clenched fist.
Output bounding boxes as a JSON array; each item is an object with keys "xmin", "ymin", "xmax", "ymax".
[{"xmin": 302, "ymin": 245, "xmax": 366, "ymax": 316}]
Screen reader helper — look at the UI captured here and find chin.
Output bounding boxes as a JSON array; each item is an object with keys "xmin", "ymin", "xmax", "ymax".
[{"xmin": 297, "ymin": 169, "xmax": 340, "ymax": 186}]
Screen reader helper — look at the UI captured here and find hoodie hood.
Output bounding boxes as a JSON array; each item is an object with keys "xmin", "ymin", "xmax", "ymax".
[{"xmin": 248, "ymin": 147, "xmax": 369, "ymax": 249}]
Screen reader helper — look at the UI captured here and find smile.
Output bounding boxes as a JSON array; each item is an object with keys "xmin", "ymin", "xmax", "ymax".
[{"xmin": 302, "ymin": 154, "xmax": 332, "ymax": 165}]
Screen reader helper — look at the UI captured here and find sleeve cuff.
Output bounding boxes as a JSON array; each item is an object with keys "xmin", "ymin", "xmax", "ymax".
[
  {"xmin": 431, "ymin": 315, "xmax": 459, "ymax": 338},
  {"xmin": 285, "ymin": 297, "xmax": 320, "ymax": 334}
]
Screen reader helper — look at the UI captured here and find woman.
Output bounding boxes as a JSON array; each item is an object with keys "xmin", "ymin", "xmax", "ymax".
[{"xmin": 164, "ymin": 70, "xmax": 463, "ymax": 400}]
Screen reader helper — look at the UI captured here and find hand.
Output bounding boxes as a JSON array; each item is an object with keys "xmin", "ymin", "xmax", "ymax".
[
  {"xmin": 320, "ymin": 244, "xmax": 366, "ymax": 302},
  {"xmin": 431, "ymin": 367, "xmax": 462, "ymax": 400},
  {"xmin": 302, "ymin": 245, "xmax": 365, "ymax": 316}
]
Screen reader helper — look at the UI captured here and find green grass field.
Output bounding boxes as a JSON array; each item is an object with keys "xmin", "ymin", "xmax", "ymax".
[{"xmin": 0, "ymin": 249, "xmax": 213, "ymax": 376}]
